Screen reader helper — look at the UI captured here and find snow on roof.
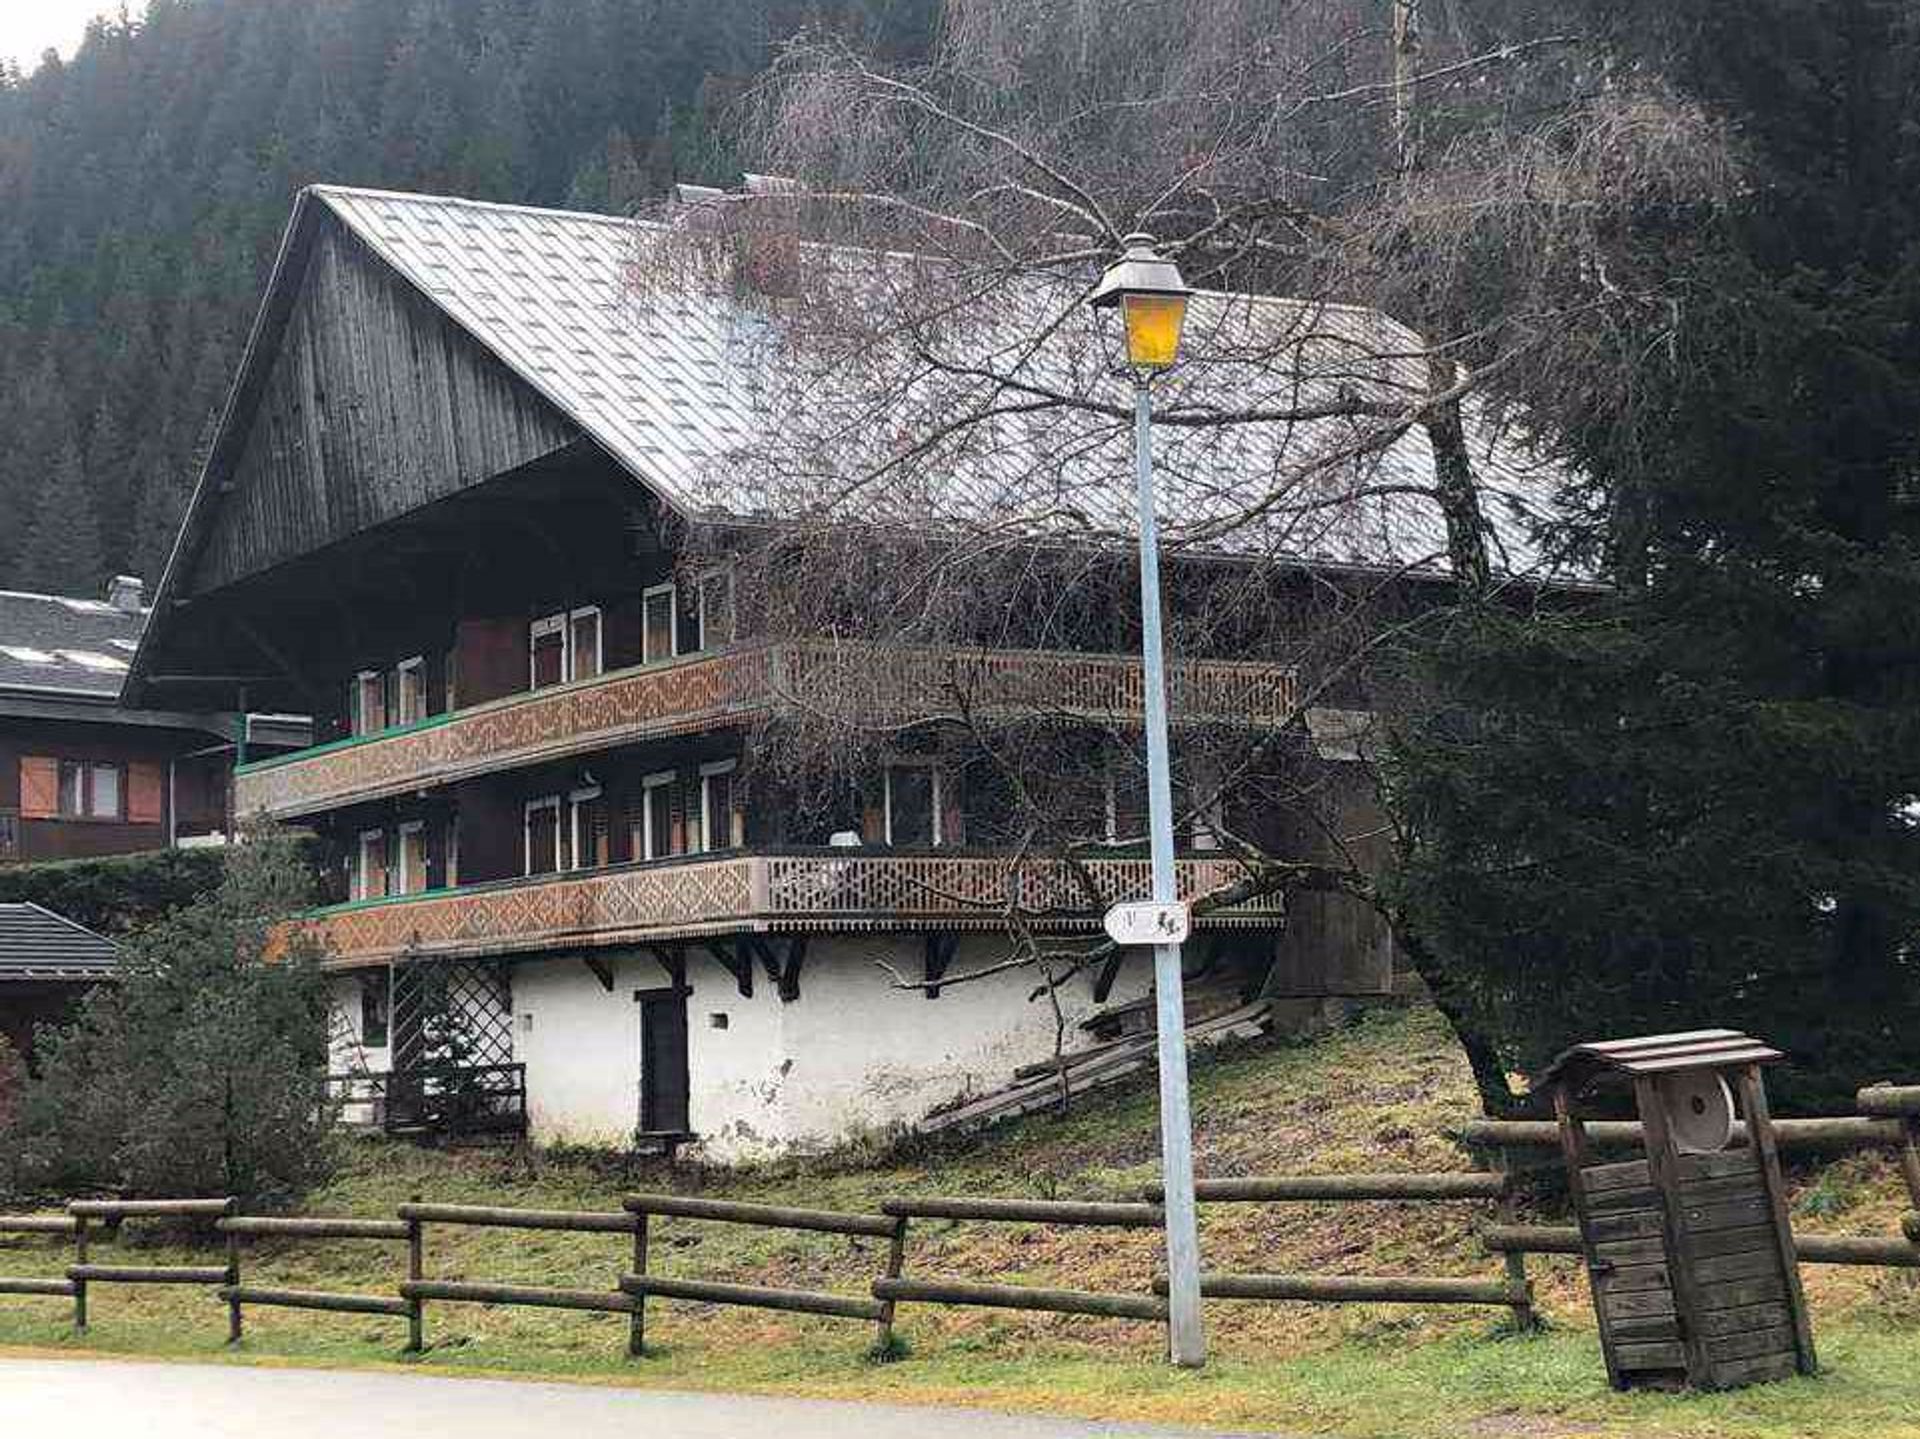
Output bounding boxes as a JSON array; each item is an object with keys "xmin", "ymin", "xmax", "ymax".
[
  {"xmin": 0, "ymin": 589, "xmax": 148, "ymax": 697},
  {"xmin": 310, "ymin": 185, "xmax": 1575, "ymax": 579}
]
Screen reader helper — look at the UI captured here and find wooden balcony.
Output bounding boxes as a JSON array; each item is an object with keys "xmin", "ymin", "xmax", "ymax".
[
  {"xmin": 234, "ymin": 641, "xmax": 1297, "ymax": 820},
  {"xmin": 290, "ymin": 850, "xmax": 1287, "ymax": 968}
]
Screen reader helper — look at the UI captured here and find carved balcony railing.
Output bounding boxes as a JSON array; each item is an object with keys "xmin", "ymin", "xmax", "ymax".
[
  {"xmin": 287, "ymin": 850, "xmax": 1287, "ymax": 968},
  {"xmin": 233, "ymin": 641, "xmax": 1297, "ymax": 820}
]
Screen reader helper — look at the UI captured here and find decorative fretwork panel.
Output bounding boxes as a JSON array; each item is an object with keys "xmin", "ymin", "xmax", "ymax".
[
  {"xmin": 235, "ymin": 642, "xmax": 1297, "ymax": 820},
  {"xmin": 290, "ymin": 853, "xmax": 1284, "ymax": 968}
]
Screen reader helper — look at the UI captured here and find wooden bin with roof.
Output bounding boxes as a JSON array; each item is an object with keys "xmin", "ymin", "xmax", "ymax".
[{"xmin": 1539, "ymin": 1029, "xmax": 1816, "ymax": 1391}]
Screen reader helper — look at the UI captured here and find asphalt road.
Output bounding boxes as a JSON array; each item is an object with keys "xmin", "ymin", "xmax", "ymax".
[{"xmin": 0, "ymin": 1356, "xmax": 1283, "ymax": 1438}]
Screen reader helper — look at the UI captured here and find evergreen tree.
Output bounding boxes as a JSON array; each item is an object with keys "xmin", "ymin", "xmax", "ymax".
[
  {"xmin": 1390, "ymin": 0, "xmax": 1920, "ymax": 1111},
  {"xmin": 15, "ymin": 434, "xmax": 107, "ymax": 597}
]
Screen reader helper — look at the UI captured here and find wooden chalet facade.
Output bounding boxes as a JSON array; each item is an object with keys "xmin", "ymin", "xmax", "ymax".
[
  {"xmin": 1, "ymin": 578, "xmax": 305, "ymax": 865},
  {"xmin": 127, "ymin": 186, "xmax": 1551, "ymax": 1158}
]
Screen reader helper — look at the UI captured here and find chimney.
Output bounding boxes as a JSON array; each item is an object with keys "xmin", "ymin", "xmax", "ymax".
[{"xmin": 107, "ymin": 575, "xmax": 146, "ymax": 613}]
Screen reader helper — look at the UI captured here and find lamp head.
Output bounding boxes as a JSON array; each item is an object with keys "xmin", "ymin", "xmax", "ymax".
[{"xmin": 1089, "ymin": 232, "xmax": 1191, "ymax": 371}]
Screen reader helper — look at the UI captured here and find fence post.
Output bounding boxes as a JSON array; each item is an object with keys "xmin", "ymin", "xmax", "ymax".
[
  {"xmin": 1898, "ymin": 1119, "xmax": 1920, "ymax": 1216},
  {"xmin": 226, "ymin": 1222, "xmax": 243, "ymax": 1345},
  {"xmin": 1492, "ymin": 1153, "xmax": 1539, "ymax": 1331},
  {"xmin": 71, "ymin": 1214, "xmax": 88, "ymax": 1332},
  {"xmin": 628, "ymin": 1213, "xmax": 648, "ymax": 1358},
  {"xmin": 875, "ymin": 1215, "xmax": 909, "ymax": 1353},
  {"xmin": 405, "ymin": 1193, "xmax": 424, "ymax": 1354}
]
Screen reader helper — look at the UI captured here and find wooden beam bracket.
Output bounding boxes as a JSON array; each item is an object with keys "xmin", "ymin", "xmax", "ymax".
[
  {"xmin": 700, "ymin": 940, "xmax": 754, "ymax": 999},
  {"xmin": 582, "ymin": 956, "xmax": 615, "ymax": 994}
]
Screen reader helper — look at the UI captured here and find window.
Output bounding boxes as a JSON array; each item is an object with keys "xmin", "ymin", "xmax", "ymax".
[
  {"xmin": 697, "ymin": 568, "xmax": 735, "ymax": 650},
  {"xmin": 394, "ymin": 657, "xmax": 427, "ymax": 726},
  {"xmin": 89, "ymin": 763, "xmax": 121, "ymax": 819},
  {"xmin": 352, "ymin": 830, "xmax": 388, "ymax": 901},
  {"xmin": 699, "ymin": 760, "xmax": 738, "ymax": 852},
  {"xmin": 531, "ymin": 608, "xmax": 602, "ymax": 687},
  {"xmin": 446, "ymin": 813, "xmax": 461, "ymax": 888},
  {"xmin": 353, "ymin": 670, "xmax": 386, "ymax": 735},
  {"xmin": 525, "ymin": 796, "xmax": 562, "ymax": 875},
  {"xmin": 56, "ymin": 761, "xmax": 124, "ymax": 819},
  {"xmin": 360, "ymin": 969, "xmax": 391, "ymax": 1049},
  {"xmin": 530, "ymin": 615, "xmax": 567, "ymax": 690},
  {"xmin": 396, "ymin": 822, "xmax": 428, "ymax": 895},
  {"xmin": 885, "ymin": 764, "xmax": 941, "ymax": 848},
  {"xmin": 568, "ymin": 607, "xmax": 603, "ymax": 680},
  {"xmin": 639, "ymin": 771, "xmax": 676, "ymax": 859},
  {"xmin": 567, "ymin": 786, "xmax": 607, "ymax": 870},
  {"xmin": 57, "ymin": 760, "xmax": 84, "ymax": 817},
  {"xmin": 642, "ymin": 583, "xmax": 677, "ymax": 662}
]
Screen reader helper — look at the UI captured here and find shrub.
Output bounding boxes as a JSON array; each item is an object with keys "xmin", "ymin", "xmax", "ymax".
[
  {"xmin": 0, "ymin": 847, "xmax": 230, "ymax": 934},
  {"xmin": 3, "ymin": 827, "xmax": 337, "ymax": 1205}
]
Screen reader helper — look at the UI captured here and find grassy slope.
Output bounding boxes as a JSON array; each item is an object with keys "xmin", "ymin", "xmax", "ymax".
[{"xmin": 3, "ymin": 1005, "xmax": 1917, "ymax": 1437}]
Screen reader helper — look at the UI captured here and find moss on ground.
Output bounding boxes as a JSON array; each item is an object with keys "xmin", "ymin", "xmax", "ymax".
[{"xmin": 3, "ymin": 1005, "xmax": 1916, "ymax": 1437}]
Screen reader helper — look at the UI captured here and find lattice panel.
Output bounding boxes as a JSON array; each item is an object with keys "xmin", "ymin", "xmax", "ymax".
[
  {"xmin": 237, "ymin": 641, "xmax": 1296, "ymax": 820},
  {"xmin": 391, "ymin": 959, "xmax": 514, "ymax": 1069}
]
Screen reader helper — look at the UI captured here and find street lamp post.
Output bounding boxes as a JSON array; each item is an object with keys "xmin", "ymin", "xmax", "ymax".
[{"xmin": 1089, "ymin": 233, "xmax": 1206, "ymax": 1369}]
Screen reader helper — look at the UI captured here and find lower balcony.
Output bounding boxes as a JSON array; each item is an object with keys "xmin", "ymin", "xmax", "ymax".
[
  {"xmin": 234, "ymin": 641, "xmax": 1298, "ymax": 821},
  {"xmin": 291, "ymin": 849, "xmax": 1286, "ymax": 968}
]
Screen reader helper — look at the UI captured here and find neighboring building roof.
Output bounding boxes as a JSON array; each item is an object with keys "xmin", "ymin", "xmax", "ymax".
[
  {"xmin": 0, "ymin": 902, "xmax": 119, "ymax": 982},
  {"xmin": 310, "ymin": 185, "xmax": 1570, "ymax": 577},
  {"xmin": 0, "ymin": 584, "xmax": 143, "ymax": 699}
]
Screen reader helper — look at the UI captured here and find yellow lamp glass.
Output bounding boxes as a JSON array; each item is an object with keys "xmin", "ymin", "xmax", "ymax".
[{"xmin": 1121, "ymin": 292, "xmax": 1188, "ymax": 370}]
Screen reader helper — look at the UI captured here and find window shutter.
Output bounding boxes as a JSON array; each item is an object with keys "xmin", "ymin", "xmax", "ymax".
[
  {"xmin": 19, "ymin": 756, "xmax": 60, "ymax": 818},
  {"xmin": 128, "ymin": 762, "xmax": 165, "ymax": 824}
]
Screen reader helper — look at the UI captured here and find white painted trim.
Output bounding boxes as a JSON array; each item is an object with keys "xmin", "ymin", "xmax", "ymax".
[
  {"xmin": 394, "ymin": 655, "xmax": 426, "ymax": 725},
  {"xmin": 530, "ymin": 612, "xmax": 567, "ymax": 689},
  {"xmin": 354, "ymin": 828, "xmax": 386, "ymax": 901},
  {"xmin": 566, "ymin": 785, "xmax": 604, "ymax": 871},
  {"xmin": 640, "ymin": 770, "xmax": 675, "ymax": 860},
  {"xmin": 884, "ymin": 763, "xmax": 943, "ymax": 847},
  {"xmin": 698, "ymin": 759, "xmax": 739, "ymax": 853},
  {"xmin": 642, "ymin": 582, "xmax": 679, "ymax": 662},
  {"xmin": 395, "ymin": 821, "xmax": 426, "ymax": 894},
  {"xmin": 567, "ymin": 605, "xmax": 604, "ymax": 678},
  {"xmin": 524, "ymin": 794, "xmax": 561, "ymax": 874},
  {"xmin": 353, "ymin": 669, "xmax": 383, "ymax": 735}
]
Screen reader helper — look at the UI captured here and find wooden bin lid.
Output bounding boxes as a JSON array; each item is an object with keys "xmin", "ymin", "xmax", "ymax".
[{"xmin": 1539, "ymin": 1029, "xmax": 1782, "ymax": 1096}]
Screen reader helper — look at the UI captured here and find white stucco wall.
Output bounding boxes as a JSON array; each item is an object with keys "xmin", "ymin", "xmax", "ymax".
[
  {"xmin": 773, "ymin": 935, "xmax": 1154, "ymax": 1152},
  {"xmin": 323, "ymin": 937, "xmax": 1156, "ymax": 1162}
]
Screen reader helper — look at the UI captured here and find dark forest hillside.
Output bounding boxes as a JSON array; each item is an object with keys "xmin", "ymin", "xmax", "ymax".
[{"xmin": 0, "ymin": 0, "xmax": 933, "ymax": 596}]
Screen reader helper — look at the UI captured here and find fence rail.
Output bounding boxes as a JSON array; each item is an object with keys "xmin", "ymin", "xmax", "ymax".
[{"xmin": 5, "ymin": 1081, "xmax": 1917, "ymax": 1362}]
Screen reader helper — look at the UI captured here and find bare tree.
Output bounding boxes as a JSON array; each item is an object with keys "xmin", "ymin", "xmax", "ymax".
[{"xmin": 623, "ymin": 0, "xmax": 1739, "ymax": 1107}]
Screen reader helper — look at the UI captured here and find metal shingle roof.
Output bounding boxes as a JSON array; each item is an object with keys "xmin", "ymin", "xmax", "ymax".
[
  {"xmin": 0, "ymin": 590, "xmax": 142, "ymax": 698},
  {"xmin": 0, "ymin": 903, "xmax": 119, "ymax": 982},
  {"xmin": 312, "ymin": 186, "xmax": 1574, "ymax": 578}
]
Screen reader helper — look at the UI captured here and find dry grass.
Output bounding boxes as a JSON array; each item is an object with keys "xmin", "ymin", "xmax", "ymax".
[{"xmin": 2, "ymin": 1004, "xmax": 1917, "ymax": 1436}]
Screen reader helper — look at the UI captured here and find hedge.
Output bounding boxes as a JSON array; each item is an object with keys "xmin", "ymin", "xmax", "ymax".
[{"xmin": 0, "ymin": 848, "xmax": 232, "ymax": 934}]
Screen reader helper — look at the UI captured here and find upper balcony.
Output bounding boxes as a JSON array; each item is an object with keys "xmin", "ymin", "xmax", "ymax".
[
  {"xmin": 234, "ymin": 641, "xmax": 1298, "ymax": 821},
  {"xmin": 288, "ymin": 849, "xmax": 1287, "ymax": 969}
]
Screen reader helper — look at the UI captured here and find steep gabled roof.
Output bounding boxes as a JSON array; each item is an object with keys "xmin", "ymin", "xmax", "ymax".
[
  {"xmin": 0, "ymin": 903, "xmax": 119, "ymax": 982},
  {"xmin": 132, "ymin": 185, "xmax": 1579, "ymax": 696}
]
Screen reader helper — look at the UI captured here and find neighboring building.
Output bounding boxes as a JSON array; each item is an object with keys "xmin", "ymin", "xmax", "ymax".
[
  {"xmin": 0, "ymin": 902, "xmax": 117, "ymax": 1069},
  {"xmin": 125, "ymin": 186, "xmax": 1561, "ymax": 1159},
  {"xmin": 0, "ymin": 578, "xmax": 308, "ymax": 864}
]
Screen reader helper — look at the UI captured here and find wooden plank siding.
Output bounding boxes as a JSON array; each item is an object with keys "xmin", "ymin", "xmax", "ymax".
[{"xmin": 194, "ymin": 214, "xmax": 581, "ymax": 596}]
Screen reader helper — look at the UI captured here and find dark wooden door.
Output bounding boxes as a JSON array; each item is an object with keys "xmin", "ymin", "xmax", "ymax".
[{"xmin": 638, "ymin": 989, "xmax": 690, "ymax": 1134}]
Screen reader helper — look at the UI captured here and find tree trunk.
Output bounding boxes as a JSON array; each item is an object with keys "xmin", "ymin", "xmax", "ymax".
[{"xmin": 1396, "ymin": 928, "xmax": 1519, "ymax": 1115}]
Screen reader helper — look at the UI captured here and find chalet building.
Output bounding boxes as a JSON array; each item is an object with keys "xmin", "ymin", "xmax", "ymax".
[
  {"xmin": 1, "ymin": 578, "xmax": 307, "ymax": 864},
  {"xmin": 125, "ymin": 186, "xmax": 1558, "ymax": 1159}
]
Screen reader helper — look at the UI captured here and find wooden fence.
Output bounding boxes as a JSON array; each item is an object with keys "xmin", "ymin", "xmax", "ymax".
[{"xmin": 3, "ymin": 1085, "xmax": 1916, "ymax": 1361}]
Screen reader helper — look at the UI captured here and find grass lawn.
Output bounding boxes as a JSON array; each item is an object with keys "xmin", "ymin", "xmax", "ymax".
[{"xmin": 4, "ymin": 1006, "xmax": 1917, "ymax": 1437}]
